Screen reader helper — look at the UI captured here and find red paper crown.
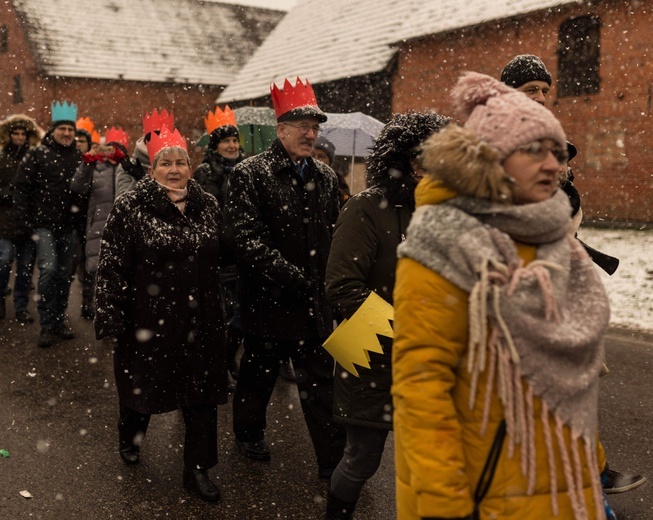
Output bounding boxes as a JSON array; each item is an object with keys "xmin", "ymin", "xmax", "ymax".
[
  {"xmin": 204, "ymin": 105, "xmax": 237, "ymax": 134},
  {"xmin": 104, "ymin": 127, "xmax": 130, "ymax": 150},
  {"xmin": 271, "ymin": 77, "xmax": 321, "ymax": 120},
  {"xmin": 146, "ymin": 126, "xmax": 187, "ymax": 163},
  {"xmin": 142, "ymin": 109, "xmax": 175, "ymax": 136}
]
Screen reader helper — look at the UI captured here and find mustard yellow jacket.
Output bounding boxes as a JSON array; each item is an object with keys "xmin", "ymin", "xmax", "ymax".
[{"xmin": 392, "ymin": 178, "xmax": 605, "ymax": 520}]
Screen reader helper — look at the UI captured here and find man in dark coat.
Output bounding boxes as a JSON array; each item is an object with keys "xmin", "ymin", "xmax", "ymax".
[
  {"xmin": 224, "ymin": 77, "xmax": 345, "ymax": 478},
  {"xmin": 0, "ymin": 114, "xmax": 40, "ymax": 321},
  {"xmin": 13, "ymin": 102, "xmax": 82, "ymax": 347}
]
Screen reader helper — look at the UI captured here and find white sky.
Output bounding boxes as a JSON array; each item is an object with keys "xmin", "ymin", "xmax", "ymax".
[{"xmin": 216, "ymin": 0, "xmax": 298, "ymax": 10}]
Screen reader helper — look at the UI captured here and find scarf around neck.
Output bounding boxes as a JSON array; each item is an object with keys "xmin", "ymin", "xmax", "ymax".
[
  {"xmin": 155, "ymin": 180, "xmax": 188, "ymax": 213},
  {"xmin": 398, "ymin": 190, "xmax": 611, "ymax": 520}
]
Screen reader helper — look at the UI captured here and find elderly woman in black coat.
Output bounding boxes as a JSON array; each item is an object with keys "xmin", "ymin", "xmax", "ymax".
[
  {"xmin": 324, "ymin": 112, "xmax": 449, "ymax": 519},
  {"xmin": 94, "ymin": 127, "xmax": 226, "ymax": 502}
]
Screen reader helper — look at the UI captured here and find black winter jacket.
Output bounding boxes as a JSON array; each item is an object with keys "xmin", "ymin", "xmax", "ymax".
[
  {"xmin": 94, "ymin": 176, "xmax": 227, "ymax": 414},
  {"xmin": 325, "ymin": 188, "xmax": 412, "ymax": 429},
  {"xmin": 13, "ymin": 132, "xmax": 82, "ymax": 232},
  {"xmin": 224, "ymin": 139, "xmax": 340, "ymax": 340},
  {"xmin": 0, "ymin": 143, "xmax": 29, "ymax": 238}
]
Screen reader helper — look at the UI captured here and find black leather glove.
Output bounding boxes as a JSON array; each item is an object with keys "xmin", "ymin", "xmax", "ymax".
[{"xmin": 120, "ymin": 157, "xmax": 145, "ymax": 181}]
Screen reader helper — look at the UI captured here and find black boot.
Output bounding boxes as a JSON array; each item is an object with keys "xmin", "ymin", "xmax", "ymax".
[
  {"xmin": 325, "ymin": 488, "xmax": 357, "ymax": 520},
  {"xmin": 183, "ymin": 468, "xmax": 221, "ymax": 502}
]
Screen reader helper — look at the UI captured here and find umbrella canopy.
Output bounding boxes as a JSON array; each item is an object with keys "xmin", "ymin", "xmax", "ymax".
[
  {"xmin": 320, "ymin": 112, "xmax": 385, "ymax": 158},
  {"xmin": 235, "ymin": 106, "xmax": 277, "ymax": 155}
]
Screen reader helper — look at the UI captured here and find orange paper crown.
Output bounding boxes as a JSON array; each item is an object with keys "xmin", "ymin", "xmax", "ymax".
[
  {"xmin": 204, "ymin": 105, "xmax": 237, "ymax": 134},
  {"xmin": 146, "ymin": 126, "xmax": 187, "ymax": 163},
  {"xmin": 76, "ymin": 117, "xmax": 101, "ymax": 143},
  {"xmin": 271, "ymin": 77, "xmax": 322, "ymax": 120},
  {"xmin": 142, "ymin": 109, "xmax": 175, "ymax": 136},
  {"xmin": 104, "ymin": 127, "xmax": 130, "ymax": 150}
]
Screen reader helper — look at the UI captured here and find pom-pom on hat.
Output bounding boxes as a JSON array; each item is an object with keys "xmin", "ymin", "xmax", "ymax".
[
  {"xmin": 142, "ymin": 109, "xmax": 174, "ymax": 137},
  {"xmin": 271, "ymin": 77, "xmax": 327, "ymax": 123},
  {"xmin": 500, "ymin": 54, "xmax": 552, "ymax": 88},
  {"xmin": 452, "ymin": 71, "xmax": 566, "ymax": 160},
  {"xmin": 146, "ymin": 126, "xmax": 187, "ymax": 164}
]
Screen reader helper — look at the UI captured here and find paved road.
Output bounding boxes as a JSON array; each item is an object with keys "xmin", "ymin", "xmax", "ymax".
[{"xmin": 0, "ymin": 286, "xmax": 650, "ymax": 519}]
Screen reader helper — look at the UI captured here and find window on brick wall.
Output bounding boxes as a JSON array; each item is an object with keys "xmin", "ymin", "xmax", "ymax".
[
  {"xmin": 557, "ymin": 15, "xmax": 601, "ymax": 97},
  {"xmin": 1, "ymin": 25, "xmax": 8, "ymax": 53},
  {"xmin": 13, "ymin": 75, "xmax": 23, "ymax": 104}
]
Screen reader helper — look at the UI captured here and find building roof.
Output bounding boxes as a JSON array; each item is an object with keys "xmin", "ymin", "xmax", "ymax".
[
  {"xmin": 218, "ymin": 0, "xmax": 578, "ymax": 103},
  {"xmin": 12, "ymin": 0, "xmax": 284, "ymax": 85},
  {"xmin": 394, "ymin": 0, "xmax": 579, "ymax": 44},
  {"xmin": 218, "ymin": 0, "xmax": 420, "ymax": 103}
]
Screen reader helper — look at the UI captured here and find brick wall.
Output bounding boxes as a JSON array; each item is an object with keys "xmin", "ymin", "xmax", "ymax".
[{"xmin": 392, "ymin": 0, "xmax": 653, "ymax": 224}]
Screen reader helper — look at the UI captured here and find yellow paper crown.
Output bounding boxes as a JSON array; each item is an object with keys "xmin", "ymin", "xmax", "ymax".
[{"xmin": 204, "ymin": 105, "xmax": 237, "ymax": 134}]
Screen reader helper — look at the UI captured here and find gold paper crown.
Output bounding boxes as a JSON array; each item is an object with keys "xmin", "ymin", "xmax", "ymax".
[
  {"xmin": 204, "ymin": 105, "xmax": 237, "ymax": 134},
  {"xmin": 104, "ymin": 127, "xmax": 130, "ymax": 150},
  {"xmin": 146, "ymin": 126, "xmax": 187, "ymax": 163},
  {"xmin": 142, "ymin": 109, "xmax": 174, "ymax": 136}
]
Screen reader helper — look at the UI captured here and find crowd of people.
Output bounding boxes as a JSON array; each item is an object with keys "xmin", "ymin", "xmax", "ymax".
[{"xmin": 0, "ymin": 54, "xmax": 646, "ymax": 518}]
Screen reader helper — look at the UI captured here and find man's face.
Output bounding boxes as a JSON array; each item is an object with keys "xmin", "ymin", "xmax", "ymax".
[
  {"xmin": 311, "ymin": 148, "xmax": 331, "ymax": 166},
  {"xmin": 10, "ymin": 128, "xmax": 27, "ymax": 147},
  {"xmin": 277, "ymin": 117, "xmax": 321, "ymax": 162},
  {"xmin": 76, "ymin": 134, "xmax": 90, "ymax": 153},
  {"xmin": 517, "ymin": 80, "xmax": 550, "ymax": 106},
  {"xmin": 52, "ymin": 124, "xmax": 76, "ymax": 147}
]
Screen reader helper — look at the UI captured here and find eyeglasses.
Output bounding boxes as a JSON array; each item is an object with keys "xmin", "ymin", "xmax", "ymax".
[
  {"xmin": 283, "ymin": 122, "xmax": 321, "ymax": 135},
  {"xmin": 515, "ymin": 141, "xmax": 569, "ymax": 164}
]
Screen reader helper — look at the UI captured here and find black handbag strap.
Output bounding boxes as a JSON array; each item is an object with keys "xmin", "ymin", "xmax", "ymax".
[{"xmin": 473, "ymin": 420, "xmax": 506, "ymax": 515}]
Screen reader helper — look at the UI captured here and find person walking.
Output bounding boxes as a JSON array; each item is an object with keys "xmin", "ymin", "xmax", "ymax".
[
  {"xmin": 94, "ymin": 126, "xmax": 227, "ymax": 502},
  {"xmin": 70, "ymin": 127, "xmax": 130, "ymax": 320},
  {"xmin": 225, "ymin": 77, "xmax": 346, "ymax": 478},
  {"xmin": 13, "ymin": 102, "xmax": 82, "ymax": 347},
  {"xmin": 0, "ymin": 114, "xmax": 40, "ymax": 322},
  {"xmin": 193, "ymin": 106, "xmax": 244, "ymax": 387},
  {"xmin": 324, "ymin": 111, "xmax": 449, "ymax": 519},
  {"xmin": 392, "ymin": 72, "xmax": 612, "ymax": 520},
  {"xmin": 501, "ymin": 53, "xmax": 646, "ymax": 497}
]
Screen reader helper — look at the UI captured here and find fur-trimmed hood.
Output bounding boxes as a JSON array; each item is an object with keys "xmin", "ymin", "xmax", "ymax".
[
  {"xmin": 419, "ymin": 124, "xmax": 516, "ymax": 204},
  {"xmin": 0, "ymin": 114, "xmax": 43, "ymax": 148}
]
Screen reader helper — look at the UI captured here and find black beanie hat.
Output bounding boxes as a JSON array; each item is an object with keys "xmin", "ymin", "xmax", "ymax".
[
  {"xmin": 314, "ymin": 136, "xmax": 336, "ymax": 164},
  {"xmin": 208, "ymin": 125, "xmax": 239, "ymax": 150},
  {"xmin": 500, "ymin": 54, "xmax": 552, "ymax": 88}
]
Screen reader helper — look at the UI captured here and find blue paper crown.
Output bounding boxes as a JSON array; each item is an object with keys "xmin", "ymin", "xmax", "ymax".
[{"xmin": 51, "ymin": 101, "xmax": 78, "ymax": 124}]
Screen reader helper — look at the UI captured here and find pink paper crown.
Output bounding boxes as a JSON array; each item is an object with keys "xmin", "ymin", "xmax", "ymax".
[
  {"xmin": 104, "ymin": 127, "xmax": 130, "ymax": 150},
  {"xmin": 270, "ymin": 77, "xmax": 320, "ymax": 119},
  {"xmin": 142, "ymin": 109, "xmax": 175, "ymax": 136},
  {"xmin": 146, "ymin": 126, "xmax": 187, "ymax": 163}
]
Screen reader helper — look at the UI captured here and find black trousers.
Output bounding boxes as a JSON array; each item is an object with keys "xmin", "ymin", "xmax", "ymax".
[
  {"xmin": 119, "ymin": 403, "xmax": 218, "ymax": 470},
  {"xmin": 232, "ymin": 334, "xmax": 346, "ymax": 468}
]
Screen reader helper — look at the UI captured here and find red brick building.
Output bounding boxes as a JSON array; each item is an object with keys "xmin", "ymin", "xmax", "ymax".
[
  {"xmin": 0, "ymin": 0, "xmax": 283, "ymax": 164},
  {"xmin": 391, "ymin": 0, "xmax": 652, "ymax": 224}
]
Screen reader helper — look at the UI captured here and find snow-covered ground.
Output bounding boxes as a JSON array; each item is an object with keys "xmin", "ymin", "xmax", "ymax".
[{"xmin": 577, "ymin": 227, "xmax": 653, "ymax": 333}]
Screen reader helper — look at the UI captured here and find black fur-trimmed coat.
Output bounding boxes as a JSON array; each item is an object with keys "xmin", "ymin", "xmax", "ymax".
[{"xmin": 94, "ymin": 176, "xmax": 227, "ymax": 414}]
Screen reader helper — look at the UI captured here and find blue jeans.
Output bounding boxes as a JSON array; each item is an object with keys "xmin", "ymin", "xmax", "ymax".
[
  {"xmin": 34, "ymin": 228, "xmax": 76, "ymax": 330},
  {"xmin": 0, "ymin": 237, "xmax": 36, "ymax": 312}
]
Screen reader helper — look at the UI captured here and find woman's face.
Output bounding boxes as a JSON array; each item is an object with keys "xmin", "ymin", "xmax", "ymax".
[
  {"xmin": 503, "ymin": 139, "xmax": 567, "ymax": 204},
  {"xmin": 150, "ymin": 149, "xmax": 191, "ymax": 189},
  {"xmin": 217, "ymin": 136, "xmax": 240, "ymax": 160}
]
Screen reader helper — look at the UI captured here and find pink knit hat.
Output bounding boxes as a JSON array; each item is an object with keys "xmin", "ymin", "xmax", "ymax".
[{"xmin": 452, "ymin": 72, "xmax": 566, "ymax": 160}]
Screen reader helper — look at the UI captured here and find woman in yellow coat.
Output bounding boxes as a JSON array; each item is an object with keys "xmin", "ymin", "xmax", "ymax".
[{"xmin": 392, "ymin": 72, "xmax": 612, "ymax": 520}]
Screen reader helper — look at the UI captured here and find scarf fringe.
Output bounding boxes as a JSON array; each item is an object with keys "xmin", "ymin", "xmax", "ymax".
[{"xmin": 469, "ymin": 256, "xmax": 604, "ymax": 520}]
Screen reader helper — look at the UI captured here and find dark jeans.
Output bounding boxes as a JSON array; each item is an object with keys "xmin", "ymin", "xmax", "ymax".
[
  {"xmin": 119, "ymin": 404, "xmax": 218, "ymax": 470},
  {"xmin": 330, "ymin": 425, "xmax": 389, "ymax": 503},
  {"xmin": 34, "ymin": 228, "xmax": 76, "ymax": 329},
  {"xmin": 233, "ymin": 334, "xmax": 346, "ymax": 468},
  {"xmin": 0, "ymin": 237, "xmax": 35, "ymax": 312}
]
